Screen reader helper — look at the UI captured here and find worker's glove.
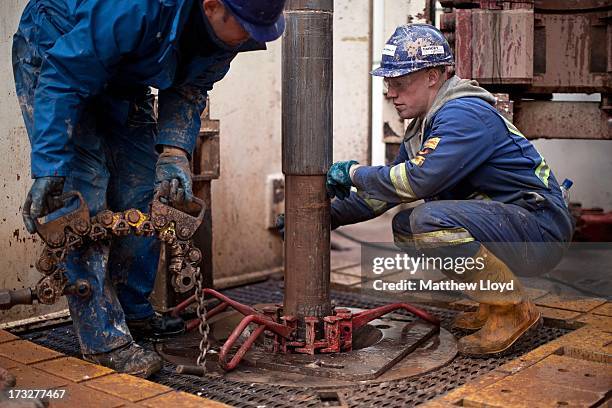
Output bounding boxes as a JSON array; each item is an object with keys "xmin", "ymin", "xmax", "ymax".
[
  {"xmin": 155, "ymin": 147, "xmax": 193, "ymax": 206},
  {"xmin": 326, "ymin": 160, "xmax": 358, "ymax": 200},
  {"xmin": 22, "ymin": 176, "xmax": 65, "ymax": 234}
]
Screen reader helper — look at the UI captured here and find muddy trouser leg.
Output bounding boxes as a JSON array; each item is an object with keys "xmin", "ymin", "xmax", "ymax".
[
  {"xmin": 56, "ymin": 107, "xmax": 137, "ymax": 355},
  {"xmin": 392, "ymin": 200, "xmax": 564, "ymax": 304},
  {"xmin": 104, "ymin": 95, "xmax": 160, "ymax": 321},
  {"xmin": 12, "ymin": 9, "xmax": 132, "ymax": 355}
]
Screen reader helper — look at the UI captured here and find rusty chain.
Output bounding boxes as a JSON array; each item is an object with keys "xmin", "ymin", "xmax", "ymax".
[
  {"xmin": 33, "ymin": 191, "xmax": 205, "ymax": 308},
  {"xmin": 194, "ymin": 259, "xmax": 210, "ymax": 370},
  {"xmin": 30, "ymin": 191, "xmax": 213, "ymax": 373}
]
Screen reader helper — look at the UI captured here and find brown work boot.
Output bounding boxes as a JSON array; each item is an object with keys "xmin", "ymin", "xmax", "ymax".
[
  {"xmin": 458, "ymin": 300, "xmax": 541, "ymax": 357},
  {"xmin": 452, "ymin": 303, "xmax": 489, "ymax": 331},
  {"xmin": 84, "ymin": 342, "xmax": 162, "ymax": 378}
]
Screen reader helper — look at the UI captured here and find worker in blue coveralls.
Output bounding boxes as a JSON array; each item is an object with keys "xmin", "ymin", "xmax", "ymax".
[
  {"xmin": 13, "ymin": 0, "xmax": 286, "ymax": 377},
  {"xmin": 327, "ymin": 24, "xmax": 573, "ymax": 356}
]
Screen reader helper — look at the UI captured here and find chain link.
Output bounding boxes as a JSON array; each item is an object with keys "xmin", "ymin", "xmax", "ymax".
[
  {"xmin": 194, "ymin": 265, "xmax": 210, "ymax": 369},
  {"xmin": 33, "ymin": 196, "xmax": 211, "ymax": 368},
  {"xmin": 37, "ymin": 210, "xmax": 200, "ymax": 285}
]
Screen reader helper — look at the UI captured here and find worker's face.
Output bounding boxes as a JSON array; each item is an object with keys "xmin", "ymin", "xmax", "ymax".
[
  {"xmin": 384, "ymin": 68, "xmax": 442, "ymax": 119},
  {"xmin": 203, "ymin": 0, "xmax": 250, "ymax": 48}
]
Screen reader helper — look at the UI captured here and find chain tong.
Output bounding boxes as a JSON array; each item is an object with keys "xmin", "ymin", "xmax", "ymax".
[{"xmin": 0, "ymin": 191, "xmax": 206, "ymax": 310}]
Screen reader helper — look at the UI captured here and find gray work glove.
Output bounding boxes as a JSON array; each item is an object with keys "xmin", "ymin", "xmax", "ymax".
[{"xmin": 22, "ymin": 176, "xmax": 65, "ymax": 234}]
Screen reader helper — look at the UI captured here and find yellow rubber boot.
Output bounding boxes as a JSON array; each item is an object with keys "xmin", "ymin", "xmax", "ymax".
[
  {"xmin": 452, "ymin": 303, "xmax": 489, "ymax": 330},
  {"xmin": 456, "ymin": 245, "xmax": 542, "ymax": 356},
  {"xmin": 458, "ymin": 300, "xmax": 541, "ymax": 356}
]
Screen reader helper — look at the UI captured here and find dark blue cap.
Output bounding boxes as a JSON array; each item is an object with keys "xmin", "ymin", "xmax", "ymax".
[
  {"xmin": 561, "ymin": 179, "xmax": 573, "ymax": 190},
  {"xmin": 223, "ymin": 0, "xmax": 286, "ymax": 42}
]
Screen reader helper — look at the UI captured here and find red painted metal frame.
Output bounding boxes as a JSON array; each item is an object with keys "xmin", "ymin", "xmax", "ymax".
[
  {"xmin": 171, "ymin": 289, "xmax": 441, "ymax": 371},
  {"xmin": 570, "ymin": 206, "xmax": 612, "ymax": 242},
  {"xmin": 352, "ymin": 303, "xmax": 440, "ymax": 330}
]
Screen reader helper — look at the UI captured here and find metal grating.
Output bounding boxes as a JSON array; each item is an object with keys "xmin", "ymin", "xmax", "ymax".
[{"xmin": 20, "ymin": 279, "xmax": 571, "ymax": 407}]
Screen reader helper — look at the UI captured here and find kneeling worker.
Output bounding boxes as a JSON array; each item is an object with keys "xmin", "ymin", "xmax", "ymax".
[{"xmin": 327, "ymin": 24, "xmax": 573, "ymax": 356}]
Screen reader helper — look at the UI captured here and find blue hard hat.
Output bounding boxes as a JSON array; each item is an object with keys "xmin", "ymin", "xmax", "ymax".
[
  {"xmin": 223, "ymin": 0, "xmax": 286, "ymax": 42},
  {"xmin": 371, "ymin": 23, "xmax": 454, "ymax": 78}
]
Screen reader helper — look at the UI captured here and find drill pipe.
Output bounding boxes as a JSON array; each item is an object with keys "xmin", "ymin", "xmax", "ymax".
[
  {"xmin": 284, "ymin": 176, "xmax": 332, "ymax": 320},
  {"xmin": 282, "ymin": 0, "xmax": 334, "ymax": 327}
]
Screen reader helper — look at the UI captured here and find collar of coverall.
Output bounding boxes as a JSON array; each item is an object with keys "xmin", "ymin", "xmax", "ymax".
[{"xmin": 402, "ymin": 75, "xmax": 497, "ymax": 151}]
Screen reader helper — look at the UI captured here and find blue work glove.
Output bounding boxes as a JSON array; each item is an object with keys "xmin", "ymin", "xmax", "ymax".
[
  {"xmin": 326, "ymin": 160, "xmax": 358, "ymax": 200},
  {"xmin": 155, "ymin": 147, "xmax": 193, "ymax": 206},
  {"xmin": 22, "ymin": 176, "xmax": 65, "ymax": 234}
]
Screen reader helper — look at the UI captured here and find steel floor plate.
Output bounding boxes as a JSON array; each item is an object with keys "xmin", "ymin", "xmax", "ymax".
[{"xmin": 19, "ymin": 279, "xmax": 571, "ymax": 407}]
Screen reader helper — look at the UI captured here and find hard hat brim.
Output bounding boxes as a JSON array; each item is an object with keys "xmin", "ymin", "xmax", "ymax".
[
  {"xmin": 370, "ymin": 66, "xmax": 415, "ymax": 78},
  {"xmin": 370, "ymin": 62, "xmax": 454, "ymax": 78},
  {"xmin": 233, "ymin": 11, "xmax": 286, "ymax": 42}
]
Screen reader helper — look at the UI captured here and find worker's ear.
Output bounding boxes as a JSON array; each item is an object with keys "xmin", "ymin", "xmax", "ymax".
[
  {"xmin": 203, "ymin": 0, "xmax": 222, "ymax": 18},
  {"xmin": 427, "ymin": 68, "xmax": 442, "ymax": 88}
]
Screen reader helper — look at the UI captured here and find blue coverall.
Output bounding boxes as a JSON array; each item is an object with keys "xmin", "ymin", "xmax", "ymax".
[
  {"xmin": 332, "ymin": 96, "xmax": 574, "ymax": 276},
  {"xmin": 12, "ymin": 0, "xmax": 262, "ymax": 354}
]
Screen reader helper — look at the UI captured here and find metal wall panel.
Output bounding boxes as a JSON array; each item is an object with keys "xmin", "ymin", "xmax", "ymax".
[{"xmin": 0, "ymin": 0, "xmax": 66, "ymax": 323}]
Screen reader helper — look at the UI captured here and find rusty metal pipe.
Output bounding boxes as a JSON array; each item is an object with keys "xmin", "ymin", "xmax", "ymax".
[
  {"xmin": 352, "ymin": 303, "xmax": 441, "ymax": 330},
  {"xmin": 218, "ymin": 313, "xmax": 295, "ymax": 371},
  {"xmin": 0, "ymin": 288, "xmax": 35, "ymax": 310},
  {"xmin": 171, "ymin": 288, "xmax": 259, "ymax": 319},
  {"xmin": 219, "ymin": 318, "xmax": 267, "ymax": 371},
  {"xmin": 282, "ymin": 0, "xmax": 334, "ymax": 175},
  {"xmin": 282, "ymin": 0, "xmax": 333, "ymax": 325},
  {"xmin": 283, "ymin": 176, "xmax": 332, "ymax": 320}
]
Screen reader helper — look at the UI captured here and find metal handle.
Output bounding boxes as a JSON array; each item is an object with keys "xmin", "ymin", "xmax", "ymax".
[
  {"xmin": 151, "ymin": 193, "xmax": 206, "ymax": 240},
  {"xmin": 33, "ymin": 191, "xmax": 90, "ymax": 247},
  {"xmin": 152, "ymin": 191, "xmax": 206, "ymax": 218},
  {"xmin": 218, "ymin": 315, "xmax": 268, "ymax": 371},
  {"xmin": 352, "ymin": 303, "xmax": 440, "ymax": 330}
]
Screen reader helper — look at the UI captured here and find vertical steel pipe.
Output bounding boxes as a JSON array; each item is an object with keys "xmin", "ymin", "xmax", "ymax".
[{"xmin": 282, "ymin": 0, "xmax": 333, "ymax": 323}]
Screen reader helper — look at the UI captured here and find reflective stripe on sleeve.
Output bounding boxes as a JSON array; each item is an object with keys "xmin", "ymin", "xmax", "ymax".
[
  {"xmin": 534, "ymin": 156, "xmax": 551, "ymax": 188},
  {"xmin": 389, "ymin": 163, "xmax": 417, "ymax": 201},
  {"xmin": 501, "ymin": 114, "xmax": 551, "ymax": 188}
]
